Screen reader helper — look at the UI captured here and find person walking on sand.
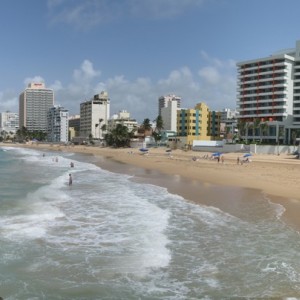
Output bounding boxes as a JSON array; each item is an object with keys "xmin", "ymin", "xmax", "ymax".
[
  {"xmin": 221, "ymin": 155, "xmax": 224, "ymax": 164},
  {"xmin": 69, "ymin": 174, "xmax": 73, "ymax": 186}
]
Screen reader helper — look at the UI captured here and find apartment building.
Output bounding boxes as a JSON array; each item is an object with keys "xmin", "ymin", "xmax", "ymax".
[
  {"xmin": 160, "ymin": 99, "xmax": 179, "ymax": 132},
  {"xmin": 19, "ymin": 82, "xmax": 54, "ymax": 132},
  {"xmin": 0, "ymin": 111, "xmax": 19, "ymax": 134},
  {"xmin": 108, "ymin": 110, "xmax": 138, "ymax": 133},
  {"xmin": 208, "ymin": 110, "xmax": 222, "ymax": 138},
  {"xmin": 68, "ymin": 115, "xmax": 80, "ymax": 140},
  {"xmin": 176, "ymin": 103, "xmax": 210, "ymax": 146},
  {"xmin": 47, "ymin": 106, "xmax": 69, "ymax": 143},
  {"xmin": 158, "ymin": 94, "xmax": 181, "ymax": 116},
  {"xmin": 80, "ymin": 91, "xmax": 110, "ymax": 139},
  {"xmin": 236, "ymin": 40, "xmax": 300, "ymax": 144}
]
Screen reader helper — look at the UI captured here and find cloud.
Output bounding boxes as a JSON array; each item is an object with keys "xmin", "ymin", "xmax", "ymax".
[
  {"xmin": 23, "ymin": 76, "xmax": 45, "ymax": 87},
  {"xmin": 72, "ymin": 60, "xmax": 101, "ymax": 82},
  {"xmin": 128, "ymin": 0, "xmax": 206, "ymax": 19},
  {"xmin": 47, "ymin": 0, "xmax": 206, "ymax": 29},
  {"xmin": 0, "ymin": 90, "xmax": 18, "ymax": 113},
  {"xmin": 3, "ymin": 53, "xmax": 236, "ymax": 123},
  {"xmin": 198, "ymin": 66, "xmax": 220, "ymax": 84}
]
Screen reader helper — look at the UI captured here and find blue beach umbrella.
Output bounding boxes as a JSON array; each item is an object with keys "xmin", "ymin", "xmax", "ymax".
[{"xmin": 212, "ymin": 152, "xmax": 222, "ymax": 157}]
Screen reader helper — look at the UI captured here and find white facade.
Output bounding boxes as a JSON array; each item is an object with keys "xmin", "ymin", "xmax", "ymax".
[
  {"xmin": 236, "ymin": 41, "xmax": 300, "ymax": 143},
  {"xmin": 108, "ymin": 110, "xmax": 138, "ymax": 133},
  {"xmin": 158, "ymin": 94, "xmax": 181, "ymax": 116},
  {"xmin": 80, "ymin": 91, "xmax": 110, "ymax": 139},
  {"xmin": 19, "ymin": 82, "xmax": 54, "ymax": 132},
  {"xmin": 0, "ymin": 112, "xmax": 19, "ymax": 133},
  {"xmin": 221, "ymin": 108, "xmax": 239, "ymax": 122},
  {"xmin": 237, "ymin": 54, "xmax": 294, "ymax": 124},
  {"xmin": 160, "ymin": 100, "xmax": 179, "ymax": 132},
  {"xmin": 47, "ymin": 106, "xmax": 69, "ymax": 143}
]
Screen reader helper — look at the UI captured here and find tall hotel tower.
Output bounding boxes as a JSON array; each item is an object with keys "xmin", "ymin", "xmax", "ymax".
[
  {"xmin": 237, "ymin": 40, "xmax": 300, "ymax": 143},
  {"xmin": 19, "ymin": 82, "xmax": 54, "ymax": 132},
  {"xmin": 158, "ymin": 94, "xmax": 181, "ymax": 116}
]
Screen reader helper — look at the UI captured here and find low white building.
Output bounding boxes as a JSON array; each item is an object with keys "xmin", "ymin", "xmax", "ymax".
[{"xmin": 108, "ymin": 110, "xmax": 138, "ymax": 133}]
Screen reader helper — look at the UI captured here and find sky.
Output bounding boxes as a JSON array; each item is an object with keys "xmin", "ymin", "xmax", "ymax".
[{"xmin": 1, "ymin": 0, "xmax": 300, "ymax": 123}]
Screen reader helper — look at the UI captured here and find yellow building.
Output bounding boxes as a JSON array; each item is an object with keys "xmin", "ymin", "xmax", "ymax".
[{"xmin": 176, "ymin": 102, "xmax": 221, "ymax": 147}]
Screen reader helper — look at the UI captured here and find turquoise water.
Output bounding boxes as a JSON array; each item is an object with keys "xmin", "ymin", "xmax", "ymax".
[{"xmin": 1, "ymin": 146, "xmax": 300, "ymax": 299}]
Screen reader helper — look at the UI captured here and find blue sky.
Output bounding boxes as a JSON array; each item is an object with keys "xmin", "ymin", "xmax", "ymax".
[{"xmin": 1, "ymin": 0, "xmax": 300, "ymax": 122}]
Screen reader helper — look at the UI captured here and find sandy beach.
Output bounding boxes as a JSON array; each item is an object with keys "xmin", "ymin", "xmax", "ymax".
[{"xmin": 3, "ymin": 142, "xmax": 300, "ymax": 230}]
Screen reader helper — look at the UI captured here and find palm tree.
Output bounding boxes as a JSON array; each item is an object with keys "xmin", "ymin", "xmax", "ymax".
[
  {"xmin": 101, "ymin": 124, "xmax": 107, "ymax": 140},
  {"xmin": 237, "ymin": 119, "xmax": 246, "ymax": 142},
  {"xmin": 153, "ymin": 115, "xmax": 164, "ymax": 145},
  {"xmin": 260, "ymin": 122, "xmax": 269, "ymax": 143},
  {"xmin": 253, "ymin": 118, "xmax": 261, "ymax": 142},
  {"xmin": 99, "ymin": 118, "xmax": 103, "ymax": 139},
  {"xmin": 155, "ymin": 115, "xmax": 164, "ymax": 133},
  {"xmin": 245, "ymin": 122, "xmax": 252, "ymax": 144},
  {"xmin": 142, "ymin": 118, "xmax": 151, "ymax": 130}
]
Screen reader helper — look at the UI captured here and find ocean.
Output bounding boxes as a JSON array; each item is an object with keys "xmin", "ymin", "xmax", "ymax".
[{"xmin": 1, "ymin": 146, "xmax": 300, "ymax": 299}]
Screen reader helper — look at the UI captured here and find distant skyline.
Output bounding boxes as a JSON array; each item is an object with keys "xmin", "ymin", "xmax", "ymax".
[{"xmin": 1, "ymin": 0, "xmax": 300, "ymax": 122}]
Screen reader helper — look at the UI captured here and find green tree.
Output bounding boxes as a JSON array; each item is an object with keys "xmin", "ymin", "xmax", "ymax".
[
  {"xmin": 237, "ymin": 119, "xmax": 246, "ymax": 142},
  {"xmin": 142, "ymin": 118, "xmax": 152, "ymax": 131},
  {"xmin": 154, "ymin": 115, "xmax": 164, "ymax": 133},
  {"xmin": 260, "ymin": 122, "xmax": 269, "ymax": 143},
  {"xmin": 253, "ymin": 118, "xmax": 261, "ymax": 141},
  {"xmin": 105, "ymin": 124, "xmax": 131, "ymax": 147}
]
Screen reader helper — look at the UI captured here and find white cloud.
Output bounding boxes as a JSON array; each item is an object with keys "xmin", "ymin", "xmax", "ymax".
[
  {"xmin": 0, "ymin": 90, "xmax": 18, "ymax": 113},
  {"xmin": 198, "ymin": 66, "xmax": 220, "ymax": 84},
  {"xmin": 49, "ymin": 80, "xmax": 63, "ymax": 92},
  {"xmin": 47, "ymin": 0, "xmax": 206, "ymax": 29},
  {"xmin": 73, "ymin": 60, "xmax": 101, "ymax": 82},
  {"xmin": 128, "ymin": 0, "xmax": 205, "ymax": 19},
  {"xmin": 23, "ymin": 76, "xmax": 45, "ymax": 87},
  {"xmin": 4, "ymin": 53, "xmax": 236, "ymax": 122}
]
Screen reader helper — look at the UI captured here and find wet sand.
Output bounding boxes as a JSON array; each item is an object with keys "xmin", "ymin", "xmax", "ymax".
[{"xmin": 3, "ymin": 143, "xmax": 300, "ymax": 231}]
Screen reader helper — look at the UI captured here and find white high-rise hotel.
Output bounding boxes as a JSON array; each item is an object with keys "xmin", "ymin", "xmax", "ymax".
[{"xmin": 237, "ymin": 40, "xmax": 300, "ymax": 144}]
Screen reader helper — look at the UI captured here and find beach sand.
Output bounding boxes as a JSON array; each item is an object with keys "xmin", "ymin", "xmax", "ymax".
[{"xmin": 4, "ymin": 142, "xmax": 300, "ymax": 230}]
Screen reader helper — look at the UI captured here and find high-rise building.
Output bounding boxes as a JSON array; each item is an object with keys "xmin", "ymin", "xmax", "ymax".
[
  {"xmin": 236, "ymin": 40, "xmax": 300, "ymax": 143},
  {"xmin": 158, "ymin": 94, "xmax": 181, "ymax": 116},
  {"xmin": 19, "ymin": 82, "xmax": 54, "ymax": 132},
  {"xmin": 47, "ymin": 106, "xmax": 69, "ymax": 143},
  {"xmin": 80, "ymin": 91, "xmax": 110, "ymax": 139},
  {"xmin": 0, "ymin": 111, "xmax": 19, "ymax": 134},
  {"xmin": 160, "ymin": 99, "xmax": 179, "ymax": 132}
]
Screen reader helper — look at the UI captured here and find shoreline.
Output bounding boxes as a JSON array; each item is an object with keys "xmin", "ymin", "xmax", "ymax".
[{"xmin": 3, "ymin": 142, "xmax": 300, "ymax": 230}]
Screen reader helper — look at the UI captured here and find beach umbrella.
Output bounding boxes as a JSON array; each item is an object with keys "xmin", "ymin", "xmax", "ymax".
[
  {"xmin": 212, "ymin": 152, "xmax": 222, "ymax": 157},
  {"xmin": 243, "ymin": 153, "xmax": 252, "ymax": 157}
]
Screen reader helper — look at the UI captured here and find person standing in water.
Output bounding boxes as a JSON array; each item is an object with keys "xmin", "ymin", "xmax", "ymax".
[{"xmin": 69, "ymin": 174, "xmax": 73, "ymax": 186}]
